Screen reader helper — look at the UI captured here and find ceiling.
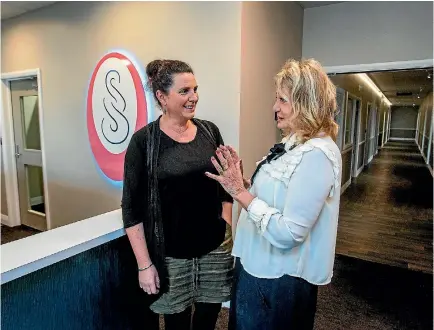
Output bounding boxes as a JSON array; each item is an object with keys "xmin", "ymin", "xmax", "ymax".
[
  {"xmin": 298, "ymin": 1, "xmax": 345, "ymax": 9},
  {"xmin": 368, "ymin": 68, "xmax": 434, "ymax": 106},
  {"xmin": 1, "ymin": 1, "xmax": 57, "ymax": 20},
  {"xmin": 0, "ymin": 1, "xmax": 344, "ymax": 20}
]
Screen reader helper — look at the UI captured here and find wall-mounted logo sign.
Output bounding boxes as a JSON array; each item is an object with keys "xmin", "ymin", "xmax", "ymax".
[{"xmin": 87, "ymin": 51, "xmax": 148, "ymax": 184}]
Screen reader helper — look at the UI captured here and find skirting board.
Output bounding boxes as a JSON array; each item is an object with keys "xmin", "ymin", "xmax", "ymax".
[
  {"xmin": 1, "ymin": 214, "xmax": 14, "ymax": 227},
  {"xmin": 341, "ymin": 180, "xmax": 351, "ymax": 195},
  {"xmin": 355, "ymin": 165, "xmax": 364, "ymax": 177},
  {"xmin": 428, "ymin": 164, "xmax": 433, "ymax": 177},
  {"xmin": 30, "ymin": 196, "xmax": 44, "ymax": 206},
  {"xmin": 389, "ymin": 138, "xmax": 416, "ymax": 141},
  {"xmin": 418, "ymin": 143, "xmax": 433, "ymax": 177}
]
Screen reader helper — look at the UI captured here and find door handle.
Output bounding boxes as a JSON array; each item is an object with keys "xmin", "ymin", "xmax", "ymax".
[{"xmin": 15, "ymin": 145, "xmax": 21, "ymax": 158}]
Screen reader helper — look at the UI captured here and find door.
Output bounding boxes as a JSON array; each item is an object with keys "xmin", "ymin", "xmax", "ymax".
[
  {"xmin": 375, "ymin": 109, "xmax": 381, "ymax": 154},
  {"xmin": 365, "ymin": 104, "xmax": 372, "ymax": 164},
  {"xmin": 10, "ymin": 78, "xmax": 47, "ymax": 231},
  {"xmin": 335, "ymin": 87, "xmax": 346, "ymax": 151},
  {"xmin": 341, "ymin": 94, "xmax": 356, "ymax": 189},
  {"xmin": 367, "ymin": 105, "xmax": 378, "ymax": 163},
  {"xmin": 351, "ymin": 99, "xmax": 361, "ymax": 177}
]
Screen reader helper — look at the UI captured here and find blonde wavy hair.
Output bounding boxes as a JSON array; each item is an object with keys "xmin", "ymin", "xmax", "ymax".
[{"xmin": 275, "ymin": 58, "xmax": 338, "ymax": 143}]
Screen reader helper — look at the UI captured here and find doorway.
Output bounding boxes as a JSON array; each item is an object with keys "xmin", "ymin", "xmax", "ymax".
[
  {"xmin": 365, "ymin": 103, "xmax": 372, "ymax": 164},
  {"xmin": 339, "ymin": 92, "xmax": 361, "ymax": 191},
  {"xmin": 1, "ymin": 70, "xmax": 50, "ymax": 231}
]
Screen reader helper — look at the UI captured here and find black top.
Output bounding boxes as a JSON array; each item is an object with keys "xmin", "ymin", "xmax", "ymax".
[{"xmin": 122, "ymin": 120, "xmax": 233, "ymax": 259}]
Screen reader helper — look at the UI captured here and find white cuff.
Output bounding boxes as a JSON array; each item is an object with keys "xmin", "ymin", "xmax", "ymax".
[{"xmin": 247, "ymin": 197, "xmax": 280, "ymax": 234}]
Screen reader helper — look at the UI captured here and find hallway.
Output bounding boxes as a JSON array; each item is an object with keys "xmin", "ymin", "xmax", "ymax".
[{"xmin": 336, "ymin": 141, "xmax": 433, "ymax": 273}]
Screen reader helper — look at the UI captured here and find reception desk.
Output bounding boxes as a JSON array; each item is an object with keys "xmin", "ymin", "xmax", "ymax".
[{"xmin": 1, "ymin": 210, "xmax": 158, "ymax": 330}]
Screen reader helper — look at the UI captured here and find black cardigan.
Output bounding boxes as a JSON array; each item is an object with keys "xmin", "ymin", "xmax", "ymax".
[{"xmin": 121, "ymin": 116, "xmax": 221, "ymax": 296}]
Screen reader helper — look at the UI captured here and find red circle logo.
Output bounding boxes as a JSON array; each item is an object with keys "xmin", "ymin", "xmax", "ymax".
[{"xmin": 87, "ymin": 51, "xmax": 148, "ymax": 183}]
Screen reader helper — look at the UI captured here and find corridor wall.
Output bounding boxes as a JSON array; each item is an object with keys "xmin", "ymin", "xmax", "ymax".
[
  {"xmin": 416, "ymin": 92, "xmax": 433, "ymax": 170},
  {"xmin": 330, "ymin": 73, "xmax": 390, "ymax": 185}
]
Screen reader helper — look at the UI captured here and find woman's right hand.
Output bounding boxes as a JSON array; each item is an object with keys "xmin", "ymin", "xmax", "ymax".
[
  {"xmin": 139, "ymin": 265, "xmax": 160, "ymax": 295},
  {"xmin": 228, "ymin": 146, "xmax": 251, "ymax": 189}
]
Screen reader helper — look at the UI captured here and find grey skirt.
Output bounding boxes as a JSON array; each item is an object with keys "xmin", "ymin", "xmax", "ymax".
[{"xmin": 150, "ymin": 230, "xmax": 234, "ymax": 314}]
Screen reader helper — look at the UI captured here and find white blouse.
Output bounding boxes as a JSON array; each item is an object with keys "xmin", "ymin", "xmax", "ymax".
[{"xmin": 232, "ymin": 134, "xmax": 342, "ymax": 285}]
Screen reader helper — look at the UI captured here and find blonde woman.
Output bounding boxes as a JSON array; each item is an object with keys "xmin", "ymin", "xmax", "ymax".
[{"xmin": 206, "ymin": 59, "xmax": 342, "ymax": 330}]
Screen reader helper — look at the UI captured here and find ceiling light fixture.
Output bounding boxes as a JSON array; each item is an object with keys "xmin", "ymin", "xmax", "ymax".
[{"xmin": 358, "ymin": 73, "xmax": 392, "ymax": 106}]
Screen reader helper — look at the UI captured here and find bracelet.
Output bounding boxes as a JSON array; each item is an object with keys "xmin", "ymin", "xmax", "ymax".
[{"xmin": 138, "ymin": 263, "xmax": 153, "ymax": 272}]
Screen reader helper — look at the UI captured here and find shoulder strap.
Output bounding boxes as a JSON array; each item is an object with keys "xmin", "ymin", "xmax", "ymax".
[
  {"xmin": 143, "ymin": 118, "xmax": 168, "ymax": 292},
  {"xmin": 192, "ymin": 118, "xmax": 218, "ymax": 148}
]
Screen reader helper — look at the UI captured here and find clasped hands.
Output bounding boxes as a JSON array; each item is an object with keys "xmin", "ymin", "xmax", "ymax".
[{"xmin": 205, "ymin": 145, "xmax": 251, "ymax": 197}]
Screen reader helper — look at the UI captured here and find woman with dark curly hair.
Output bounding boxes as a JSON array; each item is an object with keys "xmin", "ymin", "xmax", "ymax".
[{"xmin": 121, "ymin": 59, "xmax": 234, "ymax": 330}]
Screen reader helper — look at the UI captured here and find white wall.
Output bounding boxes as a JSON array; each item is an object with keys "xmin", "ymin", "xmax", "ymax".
[
  {"xmin": 239, "ymin": 1, "xmax": 303, "ymax": 178},
  {"xmin": 1, "ymin": 144, "xmax": 8, "ymax": 216},
  {"xmin": 302, "ymin": 1, "xmax": 433, "ymax": 66},
  {"xmin": 416, "ymin": 92, "xmax": 433, "ymax": 166},
  {"xmin": 2, "ymin": 1, "xmax": 242, "ymax": 229}
]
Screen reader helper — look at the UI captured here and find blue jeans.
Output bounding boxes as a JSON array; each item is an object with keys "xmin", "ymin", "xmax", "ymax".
[{"xmin": 229, "ymin": 258, "xmax": 318, "ymax": 330}]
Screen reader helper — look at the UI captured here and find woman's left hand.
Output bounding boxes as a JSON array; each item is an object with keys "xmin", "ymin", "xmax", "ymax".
[{"xmin": 206, "ymin": 145, "xmax": 247, "ymax": 198}]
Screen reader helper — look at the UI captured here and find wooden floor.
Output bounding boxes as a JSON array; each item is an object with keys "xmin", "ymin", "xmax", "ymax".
[{"xmin": 336, "ymin": 141, "xmax": 433, "ymax": 273}]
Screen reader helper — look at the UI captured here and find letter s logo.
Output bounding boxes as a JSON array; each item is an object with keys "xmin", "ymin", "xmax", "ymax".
[
  {"xmin": 101, "ymin": 70, "xmax": 129, "ymax": 146},
  {"xmin": 87, "ymin": 51, "xmax": 148, "ymax": 184}
]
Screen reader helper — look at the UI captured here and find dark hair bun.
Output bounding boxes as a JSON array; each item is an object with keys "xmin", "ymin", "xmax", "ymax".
[
  {"xmin": 145, "ymin": 59, "xmax": 194, "ymax": 107},
  {"xmin": 146, "ymin": 59, "xmax": 164, "ymax": 81}
]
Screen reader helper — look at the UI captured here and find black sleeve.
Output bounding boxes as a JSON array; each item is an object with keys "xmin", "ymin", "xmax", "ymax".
[
  {"xmin": 121, "ymin": 132, "xmax": 148, "ymax": 228},
  {"xmin": 213, "ymin": 124, "xmax": 234, "ymax": 204}
]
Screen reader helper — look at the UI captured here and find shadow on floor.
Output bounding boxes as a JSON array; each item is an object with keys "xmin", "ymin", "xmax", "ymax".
[{"xmin": 1, "ymin": 224, "xmax": 41, "ymax": 244}]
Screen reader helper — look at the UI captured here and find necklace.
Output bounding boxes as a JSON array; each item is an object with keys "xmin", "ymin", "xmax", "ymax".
[{"xmin": 163, "ymin": 118, "xmax": 191, "ymax": 136}]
